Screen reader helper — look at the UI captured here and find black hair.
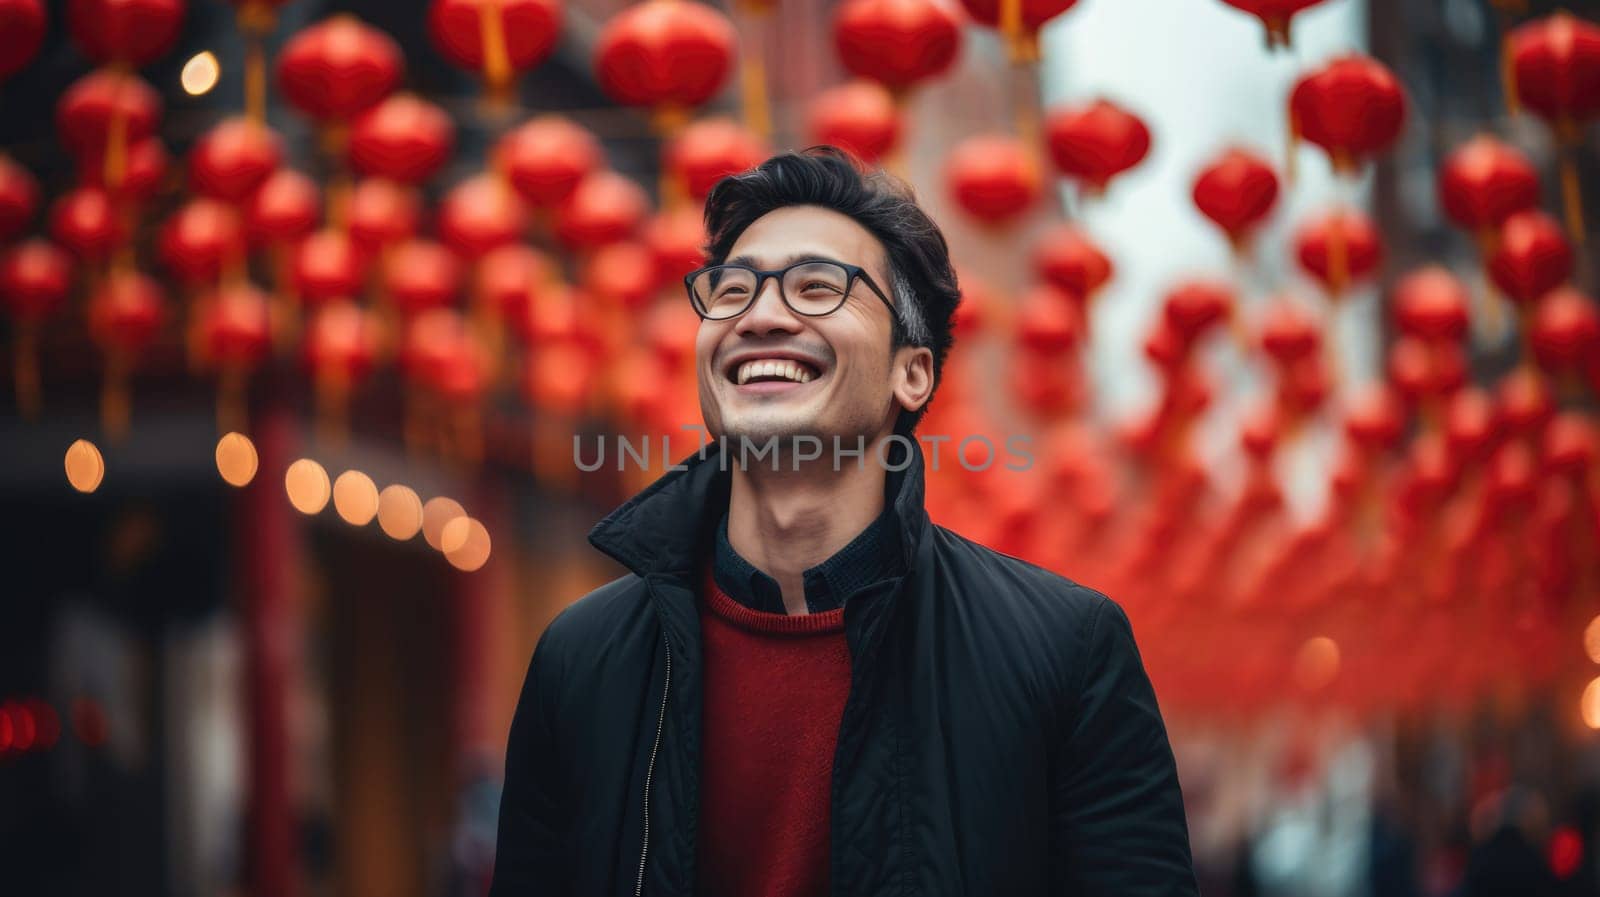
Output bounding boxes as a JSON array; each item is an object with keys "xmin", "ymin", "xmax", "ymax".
[{"xmin": 699, "ymin": 145, "xmax": 961, "ymax": 434}]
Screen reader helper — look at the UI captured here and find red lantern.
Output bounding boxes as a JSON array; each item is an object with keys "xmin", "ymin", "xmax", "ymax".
[
  {"xmin": 49, "ymin": 187, "xmax": 124, "ymax": 261},
  {"xmin": 77, "ymin": 136, "xmax": 167, "ymax": 204},
  {"xmin": 428, "ymin": 0, "xmax": 561, "ymax": 99},
  {"xmin": 1259, "ymin": 300, "xmax": 1322, "ymax": 368},
  {"xmin": 1032, "ymin": 225, "xmax": 1113, "ymax": 298},
  {"xmin": 67, "ymin": 0, "xmax": 185, "ymax": 68},
  {"xmin": 1443, "ymin": 388, "xmax": 1496, "ymax": 467},
  {"xmin": 1508, "ymin": 13, "xmax": 1600, "ymax": 137},
  {"xmin": 1488, "ymin": 211, "xmax": 1572, "ymax": 309},
  {"xmin": 960, "ymin": 0, "xmax": 1075, "ymax": 33},
  {"xmin": 643, "ymin": 207, "xmax": 708, "ymax": 284},
  {"xmin": 664, "ymin": 118, "xmax": 769, "ymax": 201},
  {"xmin": 523, "ymin": 339, "xmax": 597, "ymax": 416},
  {"xmin": 495, "ymin": 116, "xmax": 604, "ymax": 208},
  {"xmin": 1530, "ymin": 288, "xmax": 1600, "ymax": 376},
  {"xmin": 246, "ymin": 169, "xmax": 319, "ymax": 248},
  {"xmin": 1216, "ymin": 0, "xmax": 1328, "ymax": 50},
  {"xmin": 277, "ymin": 15, "xmax": 403, "ymax": 124},
  {"xmin": 158, "ymin": 199, "xmax": 245, "ymax": 286},
  {"xmin": 1289, "ymin": 55, "xmax": 1407, "ymax": 175},
  {"xmin": 0, "ymin": 154, "xmax": 38, "ymax": 242},
  {"xmin": 189, "ymin": 118, "xmax": 281, "ymax": 202},
  {"xmin": 807, "ymin": 81, "xmax": 902, "ymax": 164},
  {"xmin": 1392, "ymin": 266, "xmax": 1470, "ymax": 345},
  {"xmin": 438, "ymin": 174, "xmax": 526, "ymax": 259},
  {"xmin": 87, "ymin": 269, "xmax": 167, "ymax": 432},
  {"xmin": 201, "ymin": 283, "xmax": 271, "ymax": 369},
  {"xmin": 0, "ymin": 239, "xmax": 70, "ymax": 321},
  {"xmin": 476, "ymin": 244, "xmax": 554, "ymax": 321},
  {"xmin": 1437, "ymin": 135, "xmax": 1540, "ymax": 237},
  {"xmin": 347, "ymin": 178, "xmax": 421, "ymax": 252},
  {"xmin": 594, "ymin": 0, "xmax": 737, "ymax": 121},
  {"xmin": 1342, "ymin": 384, "xmax": 1404, "ymax": 455},
  {"xmin": 555, "ymin": 170, "xmax": 650, "ymax": 250},
  {"xmin": 304, "ymin": 301, "xmax": 381, "ymax": 444},
  {"xmin": 292, "ymin": 229, "xmax": 367, "ymax": 306},
  {"xmin": 1192, "ymin": 147, "xmax": 1279, "ymax": 249},
  {"xmin": 1163, "ymin": 280, "xmax": 1234, "ymax": 345},
  {"xmin": 1294, "ymin": 208, "xmax": 1383, "ymax": 297},
  {"xmin": 1014, "ymin": 285, "xmax": 1083, "ymax": 353},
  {"xmin": 1044, "ymin": 99, "xmax": 1151, "ymax": 193},
  {"xmin": 0, "ymin": 0, "xmax": 46, "ymax": 82},
  {"xmin": 945, "ymin": 134, "xmax": 1041, "ymax": 226},
  {"xmin": 399, "ymin": 307, "xmax": 468, "ymax": 385},
  {"xmin": 384, "ymin": 240, "xmax": 462, "ymax": 317},
  {"xmin": 583, "ymin": 242, "xmax": 661, "ymax": 313},
  {"xmin": 834, "ymin": 0, "xmax": 962, "ymax": 93},
  {"xmin": 349, "ymin": 93, "xmax": 455, "ymax": 185},
  {"xmin": 56, "ymin": 69, "xmax": 162, "ymax": 158},
  {"xmin": 1496, "ymin": 365, "xmax": 1554, "ymax": 437}
]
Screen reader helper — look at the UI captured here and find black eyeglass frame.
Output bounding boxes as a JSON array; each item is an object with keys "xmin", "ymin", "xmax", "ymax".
[{"xmin": 683, "ymin": 258, "xmax": 898, "ymax": 322}]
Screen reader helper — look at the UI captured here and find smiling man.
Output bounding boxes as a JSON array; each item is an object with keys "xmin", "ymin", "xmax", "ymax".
[{"xmin": 489, "ymin": 147, "xmax": 1198, "ymax": 897}]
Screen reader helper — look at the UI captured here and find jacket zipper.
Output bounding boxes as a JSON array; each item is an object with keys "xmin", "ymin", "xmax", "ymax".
[{"xmin": 635, "ymin": 633, "xmax": 671, "ymax": 897}]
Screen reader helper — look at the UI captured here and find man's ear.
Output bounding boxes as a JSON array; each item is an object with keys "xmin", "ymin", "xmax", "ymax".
[{"xmin": 892, "ymin": 345, "xmax": 935, "ymax": 414}]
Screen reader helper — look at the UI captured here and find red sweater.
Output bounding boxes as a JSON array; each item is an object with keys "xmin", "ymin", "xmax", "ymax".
[{"xmin": 696, "ymin": 566, "xmax": 853, "ymax": 897}]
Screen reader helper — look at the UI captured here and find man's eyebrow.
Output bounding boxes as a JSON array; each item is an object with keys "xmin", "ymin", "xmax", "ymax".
[{"xmin": 724, "ymin": 252, "xmax": 841, "ymax": 269}]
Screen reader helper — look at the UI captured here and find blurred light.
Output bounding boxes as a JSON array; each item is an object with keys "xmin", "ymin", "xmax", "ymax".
[
  {"xmin": 8, "ymin": 702, "xmax": 35, "ymax": 751},
  {"xmin": 72, "ymin": 697, "xmax": 108, "ymax": 748},
  {"xmin": 181, "ymin": 51, "xmax": 220, "ymax": 96},
  {"xmin": 1550, "ymin": 826, "xmax": 1584, "ymax": 880},
  {"xmin": 333, "ymin": 470, "xmax": 379, "ymax": 525},
  {"xmin": 1582, "ymin": 677, "xmax": 1600, "ymax": 730},
  {"xmin": 64, "ymin": 438, "xmax": 104, "ymax": 493},
  {"xmin": 422, "ymin": 497, "xmax": 466, "ymax": 551},
  {"xmin": 215, "ymin": 432, "xmax": 259, "ymax": 487},
  {"xmin": 1584, "ymin": 615, "xmax": 1600, "ymax": 664},
  {"xmin": 443, "ymin": 516, "xmax": 492, "ymax": 572},
  {"xmin": 0, "ymin": 704, "xmax": 11, "ymax": 752},
  {"xmin": 285, "ymin": 459, "xmax": 331, "ymax": 515},
  {"xmin": 1292, "ymin": 636, "xmax": 1340, "ymax": 691},
  {"xmin": 25, "ymin": 699, "xmax": 59, "ymax": 750},
  {"xmin": 377, "ymin": 485, "xmax": 424, "ymax": 540}
]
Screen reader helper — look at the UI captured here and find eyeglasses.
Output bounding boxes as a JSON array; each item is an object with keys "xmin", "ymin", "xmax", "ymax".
[{"xmin": 685, "ymin": 258, "xmax": 897, "ymax": 322}]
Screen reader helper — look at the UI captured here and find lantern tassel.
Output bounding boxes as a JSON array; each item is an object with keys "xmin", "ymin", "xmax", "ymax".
[
  {"xmin": 1000, "ymin": 0, "xmax": 1024, "ymax": 64},
  {"xmin": 1328, "ymin": 212, "xmax": 1349, "ymax": 298},
  {"xmin": 739, "ymin": 32, "xmax": 773, "ymax": 142},
  {"xmin": 218, "ymin": 363, "xmax": 248, "ymax": 434},
  {"xmin": 1286, "ymin": 101, "xmax": 1300, "ymax": 189},
  {"xmin": 101, "ymin": 349, "xmax": 131, "ymax": 443},
  {"xmin": 1558, "ymin": 139, "xmax": 1586, "ymax": 246},
  {"xmin": 478, "ymin": 1, "xmax": 516, "ymax": 115}
]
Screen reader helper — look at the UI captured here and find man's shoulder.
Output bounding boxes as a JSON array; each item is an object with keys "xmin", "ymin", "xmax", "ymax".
[
  {"xmin": 537, "ymin": 572, "xmax": 654, "ymax": 658},
  {"xmin": 929, "ymin": 523, "xmax": 1113, "ymax": 625}
]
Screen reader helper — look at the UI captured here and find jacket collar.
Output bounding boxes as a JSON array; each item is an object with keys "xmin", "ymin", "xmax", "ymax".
[{"xmin": 587, "ymin": 434, "xmax": 933, "ymax": 584}]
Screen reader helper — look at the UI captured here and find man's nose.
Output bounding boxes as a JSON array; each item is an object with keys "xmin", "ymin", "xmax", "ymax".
[{"xmin": 734, "ymin": 275, "xmax": 803, "ymax": 337}]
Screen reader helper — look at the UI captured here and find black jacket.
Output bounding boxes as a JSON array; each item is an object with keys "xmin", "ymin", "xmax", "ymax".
[{"xmin": 489, "ymin": 439, "xmax": 1199, "ymax": 896}]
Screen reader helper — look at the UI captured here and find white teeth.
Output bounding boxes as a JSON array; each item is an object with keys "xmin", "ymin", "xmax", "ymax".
[{"xmin": 736, "ymin": 359, "xmax": 816, "ymax": 385}]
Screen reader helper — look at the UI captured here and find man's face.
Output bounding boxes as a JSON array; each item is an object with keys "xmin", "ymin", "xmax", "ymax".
[{"xmin": 695, "ymin": 205, "xmax": 914, "ymax": 450}]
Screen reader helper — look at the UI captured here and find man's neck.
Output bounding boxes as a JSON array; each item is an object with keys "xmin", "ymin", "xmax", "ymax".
[{"xmin": 725, "ymin": 434, "xmax": 893, "ymax": 616}]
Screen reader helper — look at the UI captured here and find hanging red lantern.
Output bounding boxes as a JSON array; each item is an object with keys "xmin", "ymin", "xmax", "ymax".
[
  {"xmin": 189, "ymin": 118, "xmax": 282, "ymax": 202},
  {"xmin": 428, "ymin": 0, "xmax": 561, "ymax": 101},
  {"xmin": 303, "ymin": 300, "xmax": 380, "ymax": 446},
  {"xmin": 642, "ymin": 207, "xmax": 708, "ymax": 284},
  {"xmin": 555, "ymin": 170, "xmax": 650, "ymax": 251},
  {"xmin": 158, "ymin": 198, "xmax": 245, "ymax": 286},
  {"xmin": 1044, "ymin": 99, "xmax": 1151, "ymax": 194},
  {"xmin": 292, "ymin": 229, "xmax": 367, "ymax": 306},
  {"xmin": 664, "ymin": 117, "xmax": 769, "ymax": 201},
  {"xmin": 1294, "ymin": 207, "xmax": 1383, "ymax": 297},
  {"xmin": 807, "ymin": 81, "xmax": 902, "ymax": 164},
  {"xmin": 1443, "ymin": 388, "xmax": 1496, "ymax": 467},
  {"xmin": 1216, "ymin": 0, "xmax": 1328, "ymax": 50},
  {"xmin": 1543, "ymin": 413, "xmax": 1596, "ymax": 479},
  {"xmin": 0, "ymin": 0, "xmax": 46, "ymax": 82},
  {"xmin": 199, "ymin": 282, "xmax": 271, "ymax": 430},
  {"xmin": 277, "ymin": 15, "xmax": 403, "ymax": 124},
  {"xmin": 945, "ymin": 134, "xmax": 1041, "ymax": 226},
  {"xmin": 1163, "ymin": 280, "xmax": 1234, "ymax": 346},
  {"xmin": 594, "ymin": 0, "xmax": 737, "ymax": 129},
  {"xmin": 1393, "ymin": 266, "xmax": 1470, "ymax": 345},
  {"xmin": 1014, "ymin": 285, "xmax": 1083, "ymax": 354},
  {"xmin": 1192, "ymin": 147, "xmax": 1279, "ymax": 250},
  {"xmin": 1388, "ymin": 337, "xmax": 1464, "ymax": 406},
  {"xmin": 1032, "ymin": 225, "xmax": 1113, "ymax": 299},
  {"xmin": 399, "ymin": 307, "xmax": 468, "ymax": 386},
  {"xmin": 1488, "ymin": 210, "xmax": 1572, "ymax": 309},
  {"xmin": 1342, "ymin": 383, "xmax": 1405, "ymax": 455},
  {"xmin": 55, "ymin": 69, "xmax": 162, "ymax": 158},
  {"xmin": 959, "ymin": 0, "xmax": 1076, "ymax": 61},
  {"xmin": 77, "ymin": 136, "xmax": 167, "ymax": 204},
  {"xmin": 1, "ymin": 239, "xmax": 70, "ymax": 417},
  {"xmin": 439, "ymin": 174, "xmax": 527, "ymax": 259},
  {"xmin": 1508, "ymin": 13, "xmax": 1600, "ymax": 136},
  {"xmin": 834, "ymin": 0, "xmax": 962, "ymax": 94},
  {"xmin": 0, "ymin": 154, "xmax": 38, "ymax": 242},
  {"xmin": 384, "ymin": 240, "xmax": 462, "ymax": 317},
  {"xmin": 349, "ymin": 93, "xmax": 455, "ymax": 186},
  {"xmin": 67, "ymin": 0, "xmax": 185, "ymax": 68},
  {"xmin": 1530, "ymin": 288, "xmax": 1600, "ymax": 378},
  {"xmin": 245, "ymin": 169, "xmax": 319, "ymax": 248},
  {"xmin": 1437, "ymin": 135, "xmax": 1540, "ymax": 238},
  {"xmin": 1289, "ymin": 55, "xmax": 1407, "ymax": 176},
  {"xmin": 49, "ymin": 187, "xmax": 125, "ymax": 262},
  {"xmin": 583, "ymin": 242, "xmax": 661, "ymax": 314},
  {"xmin": 522, "ymin": 338, "xmax": 597, "ymax": 416},
  {"xmin": 347, "ymin": 178, "xmax": 421, "ymax": 253},
  {"xmin": 495, "ymin": 116, "xmax": 603, "ymax": 209},
  {"xmin": 1259, "ymin": 299, "xmax": 1322, "ymax": 369},
  {"xmin": 87, "ymin": 269, "xmax": 166, "ymax": 438},
  {"xmin": 1496, "ymin": 365, "xmax": 1554, "ymax": 437},
  {"xmin": 476, "ymin": 244, "xmax": 554, "ymax": 322}
]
